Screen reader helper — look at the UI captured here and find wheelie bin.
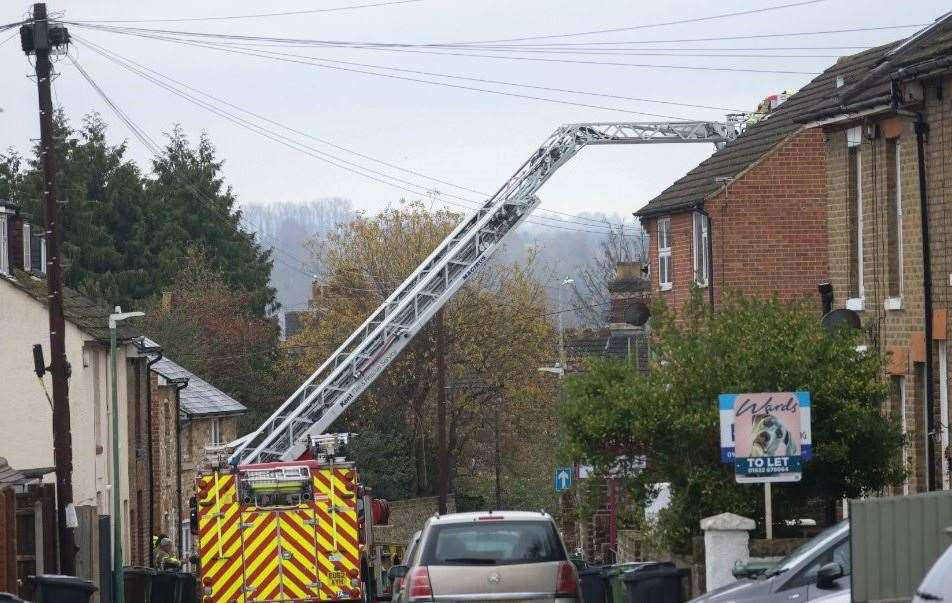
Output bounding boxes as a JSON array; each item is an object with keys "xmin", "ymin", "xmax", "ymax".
[
  {"xmin": 605, "ymin": 563, "xmax": 662, "ymax": 603},
  {"xmin": 124, "ymin": 566, "xmax": 156, "ymax": 603},
  {"xmin": 0, "ymin": 593, "xmax": 24, "ymax": 602},
  {"xmin": 176, "ymin": 572, "xmax": 198, "ymax": 603},
  {"xmin": 579, "ymin": 566, "xmax": 608, "ymax": 603},
  {"xmin": 151, "ymin": 571, "xmax": 181, "ymax": 603},
  {"xmin": 622, "ymin": 564, "xmax": 687, "ymax": 603},
  {"xmin": 27, "ymin": 574, "xmax": 97, "ymax": 603}
]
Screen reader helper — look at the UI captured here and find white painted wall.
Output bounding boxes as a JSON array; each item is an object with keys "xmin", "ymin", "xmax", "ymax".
[{"xmin": 0, "ymin": 277, "xmax": 135, "ymax": 552}]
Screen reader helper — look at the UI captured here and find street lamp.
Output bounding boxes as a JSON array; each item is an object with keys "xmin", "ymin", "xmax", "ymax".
[{"xmin": 110, "ymin": 306, "xmax": 144, "ymax": 603}]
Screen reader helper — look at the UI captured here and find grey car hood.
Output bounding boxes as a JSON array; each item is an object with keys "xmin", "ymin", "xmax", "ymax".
[{"xmin": 689, "ymin": 577, "xmax": 775, "ymax": 603}]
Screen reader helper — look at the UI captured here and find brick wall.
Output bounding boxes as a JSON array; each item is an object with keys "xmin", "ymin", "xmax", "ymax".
[
  {"xmin": 372, "ymin": 496, "xmax": 456, "ymax": 546},
  {"xmin": 126, "ymin": 357, "xmax": 150, "ymax": 566},
  {"xmin": 150, "ymin": 374, "xmax": 181, "ymax": 546},
  {"xmin": 641, "ymin": 128, "xmax": 829, "ymax": 317},
  {"xmin": 822, "ymin": 74, "xmax": 952, "ymax": 492}
]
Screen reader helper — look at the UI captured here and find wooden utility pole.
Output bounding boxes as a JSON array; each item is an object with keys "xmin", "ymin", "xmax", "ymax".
[
  {"xmin": 436, "ymin": 308, "xmax": 448, "ymax": 515},
  {"xmin": 23, "ymin": 3, "xmax": 75, "ymax": 574}
]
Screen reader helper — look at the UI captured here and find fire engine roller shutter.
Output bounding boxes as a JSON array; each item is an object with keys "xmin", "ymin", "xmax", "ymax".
[
  {"xmin": 240, "ymin": 509, "xmax": 283, "ymax": 602},
  {"xmin": 197, "ymin": 473, "xmax": 246, "ymax": 603},
  {"xmin": 313, "ymin": 468, "xmax": 361, "ymax": 601}
]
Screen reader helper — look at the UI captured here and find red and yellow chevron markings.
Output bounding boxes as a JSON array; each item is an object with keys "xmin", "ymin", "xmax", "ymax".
[
  {"xmin": 197, "ymin": 473, "xmax": 246, "ymax": 603},
  {"xmin": 240, "ymin": 509, "xmax": 282, "ymax": 602},
  {"xmin": 313, "ymin": 468, "xmax": 361, "ymax": 601}
]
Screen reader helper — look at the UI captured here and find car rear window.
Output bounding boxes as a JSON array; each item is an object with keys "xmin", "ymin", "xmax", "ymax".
[{"xmin": 422, "ymin": 520, "xmax": 566, "ymax": 565}]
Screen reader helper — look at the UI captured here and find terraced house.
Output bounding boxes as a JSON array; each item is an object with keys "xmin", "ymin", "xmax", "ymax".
[{"xmin": 800, "ymin": 13, "xmax": 952, "ymax": 493}]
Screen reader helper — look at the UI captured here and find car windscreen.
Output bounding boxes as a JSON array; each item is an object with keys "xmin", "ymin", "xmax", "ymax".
[
  {"xmin": 769, "ymin": 521, "xmax": 849, "ymax": 575},
  {"xmin": 422, "ymin": 520, "xmax": 566, "ymax": 566}
]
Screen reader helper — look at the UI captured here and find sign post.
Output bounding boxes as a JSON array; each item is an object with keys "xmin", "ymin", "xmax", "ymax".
[{"xmin": 554, "ymin": 467, "xmax": 573, "ymax": 492}]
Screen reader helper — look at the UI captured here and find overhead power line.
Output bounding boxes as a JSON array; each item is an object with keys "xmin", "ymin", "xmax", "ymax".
[
  {"xmin": 74, "ymin": 38, "xmax": 637, "ymax": 230},
  {"xmin": 69, "ymin": 46, "xmax": 630, "ymax": 239},
  {"xmin": 73, "ymin": 27, "xmax": 729, "ymax": 118},
  {"xmin": 69, "ymin": 22, "xmax": 821, "ymax": 75},
  {"xmin": 449, "ymin": 0, "xmax": 829, "ymax": 45},
  {"xmin": 73, "ymin": 0, "xmax": 426, "ymax": 24}
]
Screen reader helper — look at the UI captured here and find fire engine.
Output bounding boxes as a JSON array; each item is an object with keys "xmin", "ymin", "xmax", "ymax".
[{"xmin": 193, "ymin": 119, "xmax": 738, "ymax": 603}]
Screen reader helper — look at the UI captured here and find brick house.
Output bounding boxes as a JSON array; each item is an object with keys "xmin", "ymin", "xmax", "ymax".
[
  {"xmin": 137, "ymin": 338, "xmax": 246, "ymax": 566},
  {"xmin": 634, "ymin": 71, "xmax": 832, "ymax": 315},
  {"xmin": 799, "ymin": 13, "xmax": 952, "ymax": 493}
]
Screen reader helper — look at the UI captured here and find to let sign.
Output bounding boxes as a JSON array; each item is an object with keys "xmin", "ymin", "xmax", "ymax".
[{"xmin": 718, "ymin": 392, "xmax": 812, "ymax": 484}]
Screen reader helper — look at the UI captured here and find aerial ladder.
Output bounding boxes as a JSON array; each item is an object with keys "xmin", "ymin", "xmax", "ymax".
[
  {"xmin": 195, "ymin": 120, "xmax": 737, "ymax": 603},
  {"xmin": 229, "ymin": 120, "xmax": 737, "ymax": 466}
]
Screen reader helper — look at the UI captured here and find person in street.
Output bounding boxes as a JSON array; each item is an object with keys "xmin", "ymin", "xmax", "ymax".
[{"xmin": 153, "ymin": 535, "xmax": 182, "ymax": 571}]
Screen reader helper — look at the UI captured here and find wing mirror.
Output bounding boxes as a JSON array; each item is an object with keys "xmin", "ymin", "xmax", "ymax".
[
  {"xmin": 388, "ymin": 565, "xmax": 409, "ymax": 581},
  {"xmin": 817, "ymin": 562, "xmax": 844, "ymax": 589}
]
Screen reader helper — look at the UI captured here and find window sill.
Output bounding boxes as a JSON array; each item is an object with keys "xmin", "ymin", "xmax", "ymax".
[
  {"xmin": 846, "ymin": 298, "xmax": 865, "ymax": 312},
  {"xmin": 659, "ymin": 284, "xmax": 672, "ymax": 292},
  {"xmin": 884, "ymin": 297, "xmax": 902, "ymax": 311}
]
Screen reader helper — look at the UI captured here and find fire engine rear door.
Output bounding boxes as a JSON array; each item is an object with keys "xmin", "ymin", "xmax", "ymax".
[
  {"xmin": 240, "ymin": 508, "xmax": 284, "ymax": 602},
  {"xmin": 275, "ymin": 507, "xmax": 322, "ymax": 601}
]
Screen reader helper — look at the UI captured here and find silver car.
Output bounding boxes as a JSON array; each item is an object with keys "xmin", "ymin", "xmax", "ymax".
[{"xmin": 389, "ymin": 511, "xmax": 581, "ymax": 603}]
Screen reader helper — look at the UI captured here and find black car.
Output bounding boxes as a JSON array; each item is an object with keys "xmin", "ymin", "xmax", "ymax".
[{"xmin": 690, "ymin": 521, "xmax": 850, "ymax": 603}]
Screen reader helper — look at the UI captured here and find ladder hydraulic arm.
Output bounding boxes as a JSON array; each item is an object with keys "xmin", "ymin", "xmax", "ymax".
[{"xmin": 229, "ymin": 120, "xmax": 737, "ymax": 466}]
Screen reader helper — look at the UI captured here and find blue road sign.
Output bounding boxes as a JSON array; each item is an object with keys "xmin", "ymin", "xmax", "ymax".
[{"xmin": 554, "ymin": 467, "xmax": 573, "ymax": 492}]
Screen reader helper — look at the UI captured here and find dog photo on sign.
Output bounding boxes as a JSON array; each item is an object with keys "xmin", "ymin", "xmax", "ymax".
[{"xmin": 748, "ymin": 413, "xmax": 799, "ymax": 458}]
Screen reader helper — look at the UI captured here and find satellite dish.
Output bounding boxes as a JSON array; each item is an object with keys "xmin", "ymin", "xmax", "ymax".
[
  {"xmin": 820, "ymin": 308, "xmax": 861, "ymax": 331},
  {"xmin": 624, "ymin": 301, "xmax": 650, "ymax": 326}
]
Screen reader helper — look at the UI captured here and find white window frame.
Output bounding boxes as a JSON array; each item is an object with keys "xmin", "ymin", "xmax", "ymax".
[
  {"xmin": 657, "ymin": 217, "xmax": 672, "ymax": 291},
  {"xmin": 210, "ymin": 418, "xmax": 222, "ymax": 445},
  {"xmin": 693, "ymin": 212, "xmax": 710, "ymax": 287},
  {"xmin": 893, "ymin": 374, "xmax": 910, "ymax": 495},
  {"xmin": 23, "ymin": 223, "xmax": 31, "ymax": 271},
  {"xmin": 886, "ymin": 141, "xmax": 903, "ymax": 310},
  {"xmin": 848, "ymin": 135, "xmax": 864, "ymax": 309},
  {"xmin": 940, "ymin": 342, "xmax": 949, "ymax": 490},
  {"xmin": 0, "ymin": 213, "xmax": 8, "ymax": 275}
]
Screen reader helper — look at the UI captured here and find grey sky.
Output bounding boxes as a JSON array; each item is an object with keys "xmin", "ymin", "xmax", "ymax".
[{"xmin": 1, "ymin": 1, "xmax": 947, "ymax": 229}]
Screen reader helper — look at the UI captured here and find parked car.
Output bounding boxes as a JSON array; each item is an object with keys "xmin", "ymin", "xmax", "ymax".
[
  {"xmin": 913, "ymin": 531, "xmax": 952, "ymax": 603},
  {"xmin": 690, "ymin": 521, "xmax": 850, "ymax": 603},
  {"xmin": 392, "ymin": 530, "xmax": 422, "ymax": 603},
  {"xmin": 388, "ymin": 511, "xmax": 581, "ymax": 603}
]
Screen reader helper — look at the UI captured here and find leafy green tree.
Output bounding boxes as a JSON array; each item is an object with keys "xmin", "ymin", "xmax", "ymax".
[
  {"xmin": 561, "ymin": 291, "xmax": 906, "ymax": 549},
  {"xmin": 144, "ymin": 126, "xmax": 276, "ymax": 316},
  {"xmin": 1, "ymin": 114, "xmax": 276, "ymax": 316}
]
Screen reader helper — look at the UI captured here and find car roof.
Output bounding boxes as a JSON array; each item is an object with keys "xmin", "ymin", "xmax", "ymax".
[{"xmin": 427, "ymin": 510, "xmax": 551, "ymax": 525}]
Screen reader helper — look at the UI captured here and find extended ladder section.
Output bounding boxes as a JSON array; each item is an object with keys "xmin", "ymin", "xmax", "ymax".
[{"xmin": 230, "ymin": 120, "xmax": 737, "ymax": 465}]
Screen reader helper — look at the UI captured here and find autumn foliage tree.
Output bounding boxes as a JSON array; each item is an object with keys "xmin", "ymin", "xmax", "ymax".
[
  {"xmin": 285, "ymin": 202, "xmax": 559, "ymax": 506},
  {"xmin": 141, "ymin": 249, "xmax": 290, "ymax": 430}
]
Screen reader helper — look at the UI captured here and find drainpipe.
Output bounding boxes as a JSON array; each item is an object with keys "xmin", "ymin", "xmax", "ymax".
[
  {"xmin": 172, "ymin": 378, "xmax": 189, "ymax": 557},
  {"xmin": 144, "ymin": 346, "xmax": 163, "ymax": 566},
  {"xmin": 913, "ymin": 113, "xmax": 937, "ymax": 491}
]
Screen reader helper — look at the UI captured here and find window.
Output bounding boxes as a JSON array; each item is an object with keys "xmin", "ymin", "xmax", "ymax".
[
  {"xmin": 890, "ymin": 375, "xmax": 909, "ymax": 495},
  {"xmin": 422, "ymin": 521, "xmax": 566, "ymax": 565},
  {"xmin": 657, "ymin": 217, "xmax": 672, "ymax": 290},
  {"xmin": 783, "ymin": 538, "xmax": 851, "ymax": 589},
  {"xmin": 30, "ymin": 229, "xmax": 45, "ymax": 275},
  {"xmin": 886, "ymin": 140, "xmax": 902, "ymax": 303},
  {"xmin": 847, "ymin": 140, "xmax": 864, "ymax": 303},
  {"xmin": 693, "ymin": 212, "xmax": 710, "ymax": 287},
  {"xmin": 210, "ymin": 418, "xmax": 222, "ymax": 445},
  {"xmin": 0, "ymin": 213, "xmax": 8, "ymax": 275},
  {"xmin": 23, "ymin": 223, "xmax": 30, "ymax": 270}
]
